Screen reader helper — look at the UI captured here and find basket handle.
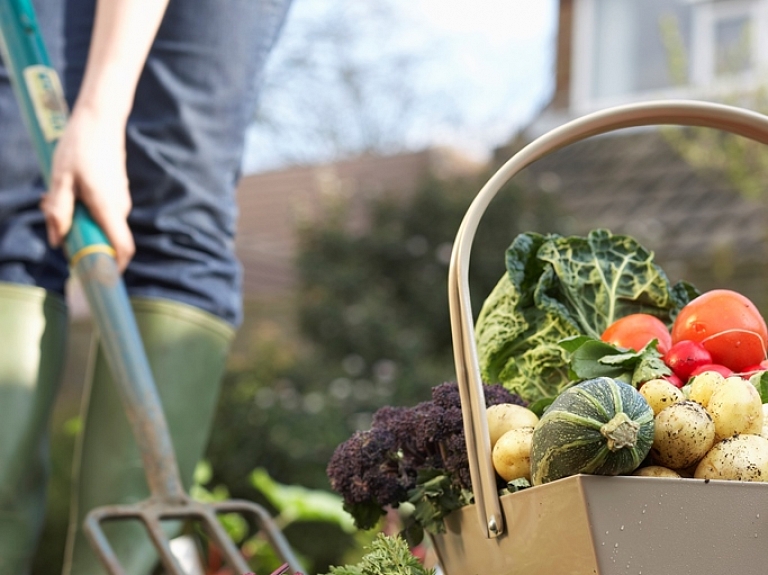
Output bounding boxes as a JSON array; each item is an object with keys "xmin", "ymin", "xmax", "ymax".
[{"xmin": 448, "ymin": 99, "xmax": 768, "ymax": 539}]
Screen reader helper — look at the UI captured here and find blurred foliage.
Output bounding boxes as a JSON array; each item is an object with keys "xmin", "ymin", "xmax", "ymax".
[
  {"xmin": 662, "ymin": 103, "xmax": 768, "ymax": 202},
  {"xmin": 249, "ymin": 467, "xmax": 355, "ymax": 533},
  {"xmin": 206, "ymin": 168, "xmax": 563, "ymax": 572}
]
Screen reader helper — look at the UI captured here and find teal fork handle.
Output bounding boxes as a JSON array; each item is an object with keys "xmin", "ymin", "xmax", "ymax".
[{"xmin": 0, "ymin": 0, "xmax": 186, "ymax": 500}]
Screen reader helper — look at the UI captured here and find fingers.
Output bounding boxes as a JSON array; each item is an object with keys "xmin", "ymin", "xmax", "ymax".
[
  {"xmin": 41, "ymin": 171, "xmax": 76, "ymax": 248},
  {"xmin": 42, "ymin": 171, "xmax": 136, "ymax": 273},
  {"xmin": 83, "ymin": 185, "xmax": 136, "ymax": 272}
]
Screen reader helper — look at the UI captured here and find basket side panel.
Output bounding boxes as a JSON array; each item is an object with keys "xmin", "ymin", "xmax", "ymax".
[
  {"xmin": 431, "ymin": 476, "xmax": 599, "ymax": 575},
  {"xmin": 582, "ymin": 475, "xmax": 768, "ymax": 574}
]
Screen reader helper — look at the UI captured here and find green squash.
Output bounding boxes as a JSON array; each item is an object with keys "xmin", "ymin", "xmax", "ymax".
[{"xmin": 530, "ymin": 377, "xmax": 654, "ymax": 486}]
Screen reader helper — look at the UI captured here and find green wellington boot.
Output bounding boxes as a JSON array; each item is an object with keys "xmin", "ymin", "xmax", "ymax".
[
  {"xmin": 62, "ymin": 296, "xmax": 235, "ymax": 574},
  {"xmin": 0, "ymin": 282, "xmax": 68, "ymax": 574}
]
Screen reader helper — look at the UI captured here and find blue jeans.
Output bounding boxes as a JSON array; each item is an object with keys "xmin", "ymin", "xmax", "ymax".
[{"xmin": 0, "ymin": 0, "xmax": 292, "ymax": 326}]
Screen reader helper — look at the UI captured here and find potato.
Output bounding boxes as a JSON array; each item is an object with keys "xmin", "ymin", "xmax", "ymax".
[
  {"xmin": 707, "ymin": 376, "xmax": 763, "ymax": 441},
  {"xmin": 631, "ymin": 465, "xmax": 681, "ymax": 478},
  {"xmin": 694, "ymin": 434, "xmax": 768, "ymax": 481},
  {"xmin": 639, "ymin": 378, "xmax": 685, "ymax": 415},
  {"xmin": 492, "ymin": 427, "xmax": 534, "ymax": 482},
  {"xmin": 687, "ymin": 370, "xmax": 726, "ymax": 408},
  {"xmin": 651, "ymin": 400, "xmax": 715, "ymax": 470},
  {"xmin": 486, "ymin": 403, "xmax": 539, "ymax": 449},
  {"xmin": 761, "ymin": 404, "xmax": 768, "ymax": 440}
]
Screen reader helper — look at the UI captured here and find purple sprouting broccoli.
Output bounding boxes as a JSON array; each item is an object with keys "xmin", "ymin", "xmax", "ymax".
[
  {"xmin": 325, "ymin": 424, "xmax": 408, "ymax": 530},
  {"xmin": 326, "ymin": 381, "xmax": 525, "ymax": 538}
]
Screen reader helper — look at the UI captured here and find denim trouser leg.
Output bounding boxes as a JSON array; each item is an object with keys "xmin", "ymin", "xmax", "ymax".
[{"xmin": 64, "ymin": 0, "xmax": 293, "ymax": 327}]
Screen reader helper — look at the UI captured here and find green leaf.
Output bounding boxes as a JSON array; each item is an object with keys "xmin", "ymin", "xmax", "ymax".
[
  {"xmin": 569, "ymin": 339, "xmax": 631, "ymax": 380},
  {"xmin": 250, "ymin": 468, "xmax": 357, "ymax": 532},
  {"xmin": 400, "ymin": 516, "xmax": 425, "ymax": 548},
  {"xmin": 631, "ymin": 353, "xmax": 672, "ymax": 387},
  {"xmin": 567, "ymin": 338, "xmax": 671, "ymax": 388},
  {"xmin": 536, "ymin": 230, "xmax": 679, "ymax": 337},
  {"xmin": 405, "ymin": 470, "xmax": 470, "ymax": 537},
  {"xmin": 343, "ymin": 502, "xmax": 386, "ymax": 532},
  {"xmin": 193, "ymin": 460, "xmax": 213, "ymax": 485},
  {"xmin": 750, "ymin": 371, "xmax": 768, "ymax": 403},
  {"xmin": 559, "ymin": 335, "xmax": 593, "ymax": 353},
  {"xmin": 670, "ymin": 280, "xmax": 701, "ymax": 317}
]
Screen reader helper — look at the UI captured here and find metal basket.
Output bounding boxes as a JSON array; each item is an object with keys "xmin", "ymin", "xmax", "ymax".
[{"xmin": 433, "ymin": 100, "xmax": 768, "ymax": 575}]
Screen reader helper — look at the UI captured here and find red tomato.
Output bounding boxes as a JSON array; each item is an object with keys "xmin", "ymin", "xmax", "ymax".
[
  {"xmin": 689, "ymin": 363, "xmax": 734, "ymax": 379},
  {"xmin": 601, "ymin": 314, "xmax": 672, "ymax": 354},
  {"xmin": 671, "ymin": 289, "xmax": 768, "ymax": 373},
  {"xmin": 663, "ymin": 340, "xmax": 712, "ymax": 382}
]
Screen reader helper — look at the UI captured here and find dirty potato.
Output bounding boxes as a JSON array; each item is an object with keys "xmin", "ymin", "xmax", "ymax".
[
  {"xmin": 639, "ymin": 378, "xmax": 686, "ymax": 415},
  {"xmin": 707, "ymin": 376, "xmax": 763, "ymax": 441},
  {"xmin": 651, "ymin": 400, "xmax": 716, "ymax": 470},
  {"xmin": 694, "ymin": 434, "xmax": 768, "ymax": 481}
]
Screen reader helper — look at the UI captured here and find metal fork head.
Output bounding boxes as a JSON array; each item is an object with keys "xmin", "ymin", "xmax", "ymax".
[{"xmin": 84, "ymin": 496, "xmax": 303, "ymax": 575}]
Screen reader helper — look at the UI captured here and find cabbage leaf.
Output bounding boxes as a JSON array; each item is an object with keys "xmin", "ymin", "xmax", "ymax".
[{"xmin": 475, "ymin": 229, "xmax": 697, "ymax": 403}]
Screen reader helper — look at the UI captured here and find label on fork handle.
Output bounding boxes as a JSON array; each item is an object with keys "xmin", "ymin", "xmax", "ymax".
[{"xmin": 22, "ymin": 65, "xmax": 68, "ymax": 142}]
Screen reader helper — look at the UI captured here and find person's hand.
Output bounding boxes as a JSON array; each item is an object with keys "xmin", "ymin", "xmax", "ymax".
[{"xmin": 41, "ymin": 103, "xmax": 135, "ymax": 271}]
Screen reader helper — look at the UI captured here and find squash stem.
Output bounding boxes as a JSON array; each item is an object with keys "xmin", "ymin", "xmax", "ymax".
[{"xmin": 600, "ymin": 412, "xmax": 640, "ymax": 451}]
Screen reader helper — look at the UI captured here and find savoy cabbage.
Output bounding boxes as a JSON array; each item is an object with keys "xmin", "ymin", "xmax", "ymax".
[{"xmin": 475, "ymin": 229, "xmax": 697, "ymax": 403}]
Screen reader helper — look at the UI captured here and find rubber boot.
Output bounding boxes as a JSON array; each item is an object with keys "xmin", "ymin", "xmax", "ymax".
[
  {"xmin": 62, "ymin": 296, "xmax": 235, "ymax": 574},
  {"xmin": 0, "ymin": 282, "xmax": 68, "ymax": 574}
]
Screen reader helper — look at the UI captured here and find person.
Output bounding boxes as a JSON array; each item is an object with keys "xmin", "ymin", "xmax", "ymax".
[{"xmin": 0, "ymin": 0, "xmax": 293, "ymax": 572}]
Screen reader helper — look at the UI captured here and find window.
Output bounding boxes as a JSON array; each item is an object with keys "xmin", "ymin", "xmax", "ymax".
[
  {"xmin": 571, "ymin": 0, "xmax": 767, "ymax": 112},
  {"xmin": 690, "ymin": 0, "xmax": 762, "ymax": 85}
]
